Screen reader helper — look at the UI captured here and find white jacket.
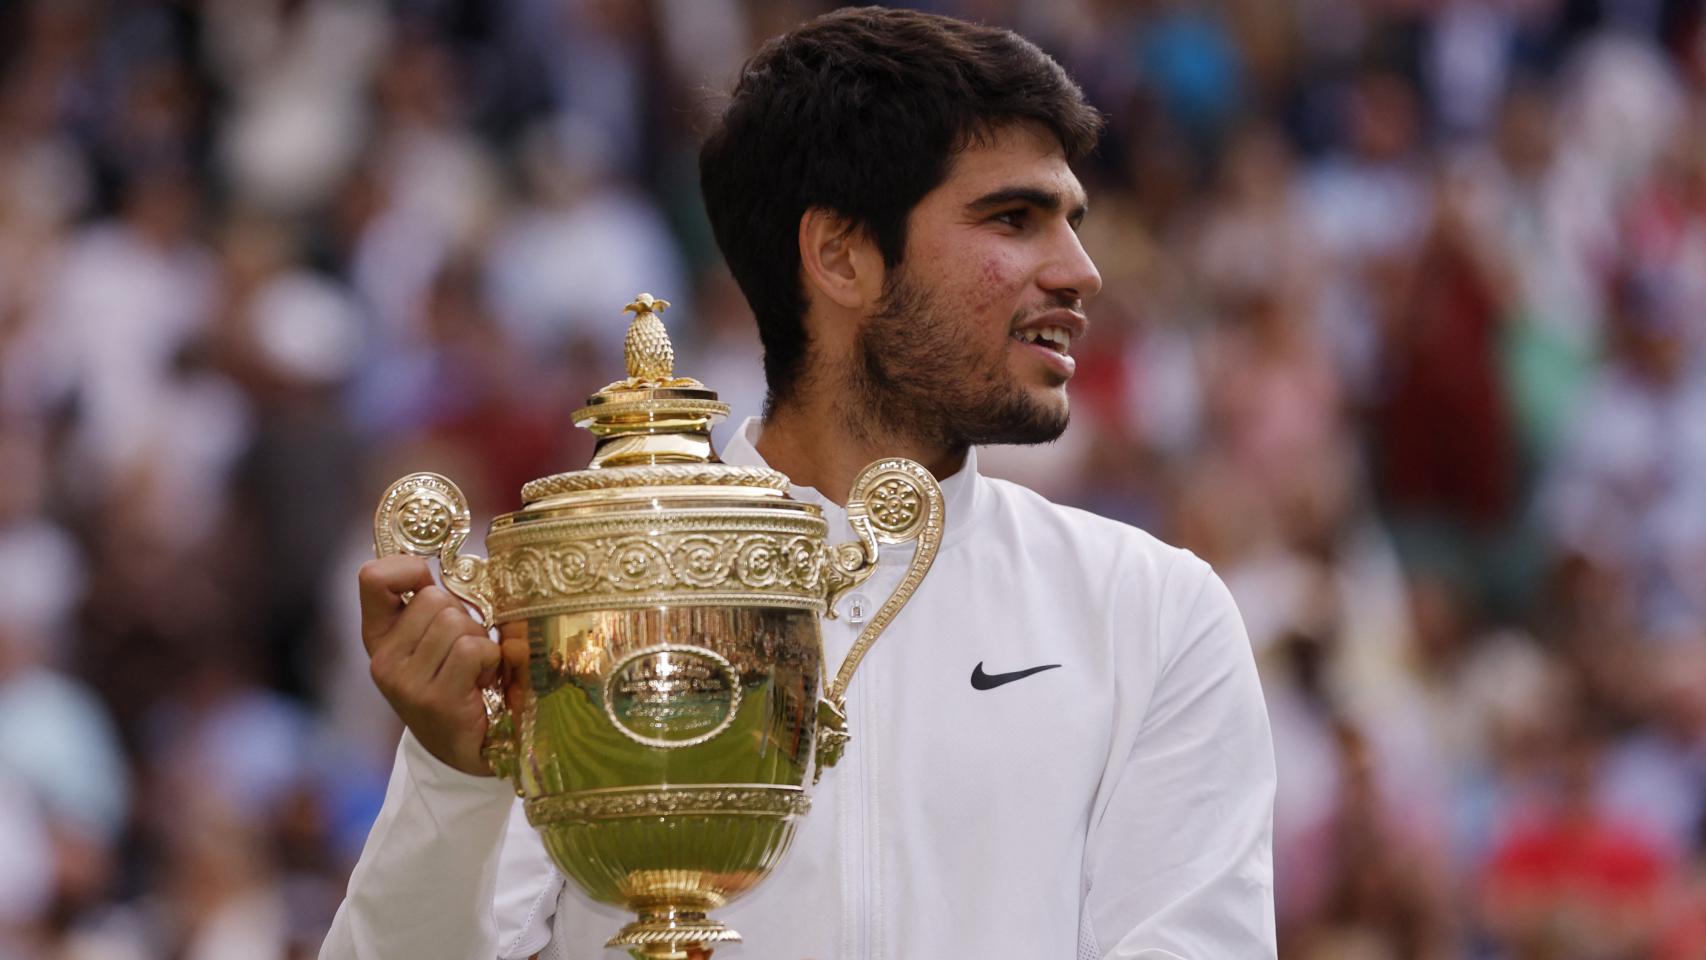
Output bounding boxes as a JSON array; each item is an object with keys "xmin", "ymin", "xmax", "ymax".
[{"xmin": 322, "ymin": 420, "xmax": 1276, "ymax": 959}]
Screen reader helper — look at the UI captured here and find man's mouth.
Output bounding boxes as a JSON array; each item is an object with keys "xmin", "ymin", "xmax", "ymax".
[{"xmin": 1010, "ymin": 326, "xmax": 1072, "ymax": 354}]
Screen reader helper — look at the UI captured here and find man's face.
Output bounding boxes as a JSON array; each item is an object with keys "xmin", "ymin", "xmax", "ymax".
[{"xmin": 847, "ymin": 123, "xmax": 1101, "ymax": 449}]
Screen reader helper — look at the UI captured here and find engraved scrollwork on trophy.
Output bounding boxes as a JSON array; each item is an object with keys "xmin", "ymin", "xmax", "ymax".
[
  {"xmin": 400, "ymin": 497, "xmax": 451, "ymax": 544},
  {"xmin": 522, "ymin": 464, "xmax": 789, "ymax": 502},
  {"xmin": 546, "ymin": 543, "xmax": 598, "ymax": 593},
  {"xmin": 734, "ymin": 536, "xmax": 781, "ymax": 587},
  {"xmin": 871, "ymin": 479, "xmax": 920, "ymax": 535},
  {"xmin": 375, "ymin": 473, "xmax": 456, "ymax": 556},
  {"xmin": 373, "ymin": 472, "xmax": 493, "ymax": 625},
  {"xmin": 486, "ymin": 529, "xmax": 833, "ymax": 615},
  {"xmin": 781, "ymin": 536, "xmax": 824, "ymax": 592},
  {"xmin": 854, "ymin": 465, "xmax": 931, "ymax": 544},
  {"xmin": 606, "ymin": 919, "xmax": 738, "ymax": 948},
  {"xmin": 494, "ymin": 545, "xmax": 546, "ymax": 602},
  {"xmin": 671, "ymin": 533, "xmax": 737, "ymax": 587},
  {"xmin": 525, "ymin": 785, "xmax": 812, "ymax": 826},
  {"xmin": 822, "ymin": 505, "xmax": 880, "ymax": 621},
  {"xmin": 608, "ymin": 537, "xmax": 673, "ymax": 590}
]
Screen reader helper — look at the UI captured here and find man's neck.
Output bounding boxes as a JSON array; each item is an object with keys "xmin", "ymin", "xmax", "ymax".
[{"xmin": 755, "ymin": 403, "xmax": 967, "ymax": 506}]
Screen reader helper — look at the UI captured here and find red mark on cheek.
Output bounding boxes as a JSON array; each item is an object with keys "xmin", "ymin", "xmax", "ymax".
[
  {"xmin": 973, "ymin": 254, "xmax": 1026, "ymax": 315},
  {"xmin": 954, "ymin": 261, "xmax": 1005, "ymax": 321}
]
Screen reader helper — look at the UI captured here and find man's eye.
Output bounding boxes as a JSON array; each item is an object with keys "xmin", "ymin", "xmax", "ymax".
[{"xmin": 992, "ymin": 209, "xmax": 1028, "ymax": 228}]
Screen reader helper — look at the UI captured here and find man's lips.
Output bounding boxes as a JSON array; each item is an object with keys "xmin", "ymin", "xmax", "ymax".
[
  {"xmin": 1010, "ymin": 308, "xmax": 1087, "ymax": 356},
  {"xmin": 1011, "ymin": 308, "xmax": 1088, "ymax": 343},
  {"xmin": 1011, "ymin": 335, "xmax": 1077, "ymax": 378}
]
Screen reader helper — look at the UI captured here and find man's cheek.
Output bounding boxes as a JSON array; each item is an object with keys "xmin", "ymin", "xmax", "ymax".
[{"xmin": 978, "ymin": 254, "xmax": 1019, "ymax": 292}]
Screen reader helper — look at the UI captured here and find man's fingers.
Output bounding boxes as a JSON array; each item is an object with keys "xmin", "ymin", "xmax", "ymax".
[
  {"xmin": 404, "ymin": 603, "xmax": 483, "ymax": 685},
  {"xmin": 365, "ymin": 584, "xmax": 459, "ymax": 659},
  {"xmin": 436, "ymin": 633, "xmax": 502, "ymax": 693},
  {"xmin": 357, "ymin": 556, "xmax": 436, "ymax": 629},
  {"xmin": 355, "ymin": 555, "xmax": 495, "ymax": 777}
]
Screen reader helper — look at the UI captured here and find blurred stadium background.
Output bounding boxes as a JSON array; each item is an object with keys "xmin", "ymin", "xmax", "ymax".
[{"xmin": 1, "ymin": 1, "xmax": 1705, "ymax": 957}]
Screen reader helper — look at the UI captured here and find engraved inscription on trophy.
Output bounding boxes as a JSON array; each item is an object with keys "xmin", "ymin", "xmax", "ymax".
[{"xmin": 603, "ymin": 645, "xmax": 743, "ymax": 748}]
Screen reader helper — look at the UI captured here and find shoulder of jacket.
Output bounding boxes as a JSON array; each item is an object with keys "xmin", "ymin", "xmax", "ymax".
[{"xmin": 980, "ymin": 474, "xmax": 1188, "ymax": 565}]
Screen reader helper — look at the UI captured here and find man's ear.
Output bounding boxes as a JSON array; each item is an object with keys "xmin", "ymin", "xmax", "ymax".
[{"xmin": 798, "ymin": 207, "xmax": 884, "ymax": 310}]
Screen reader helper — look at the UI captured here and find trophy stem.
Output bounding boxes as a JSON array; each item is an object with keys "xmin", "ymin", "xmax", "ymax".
[{"xmin": 608, "ymin": 909, "xmax": 740, "ymax": 960}]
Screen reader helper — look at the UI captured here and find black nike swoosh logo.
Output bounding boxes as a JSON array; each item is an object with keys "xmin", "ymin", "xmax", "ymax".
[{"xmin": 970, "ymin": 661, "xmax": 1063, "ymax": 690}]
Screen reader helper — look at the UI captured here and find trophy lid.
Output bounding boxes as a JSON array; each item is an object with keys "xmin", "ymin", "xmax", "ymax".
[{"xmin": 519, "ymin": 294, "xmax": 790, "ymax": 508}]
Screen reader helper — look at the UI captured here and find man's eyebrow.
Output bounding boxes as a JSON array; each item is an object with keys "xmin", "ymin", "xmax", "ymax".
[{"xmin": 966, "ymin": 186, "xmax": 1089, "ymax": 221}]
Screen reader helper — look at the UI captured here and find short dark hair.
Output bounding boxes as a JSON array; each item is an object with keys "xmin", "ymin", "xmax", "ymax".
[{"xmin": 698, "ymin": 6, "xmax": 1102, "ymax": 411}]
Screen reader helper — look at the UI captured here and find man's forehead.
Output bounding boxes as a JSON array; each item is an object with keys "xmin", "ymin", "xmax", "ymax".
[{"xmin": 942, "ymin": 124, "xmax": 1086, "ymax": 204}]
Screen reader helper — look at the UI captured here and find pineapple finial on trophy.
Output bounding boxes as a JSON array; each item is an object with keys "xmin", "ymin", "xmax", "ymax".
[
  {"xmin": 622, "ymin": 293, "xmax": 675, "ymax": 382},
  {"xmin": 576, "ymin": 293, "xmax": 726, "ymax": 467}
]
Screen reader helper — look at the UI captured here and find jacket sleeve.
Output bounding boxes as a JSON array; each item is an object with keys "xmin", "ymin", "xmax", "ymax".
[
  {"xmin": 319, "ymin": 731, "xmax": 562, "ymax": 960},
  {"xmin": 1084, "ymin": 552, "xmax": 1277, "ymax": 959}
]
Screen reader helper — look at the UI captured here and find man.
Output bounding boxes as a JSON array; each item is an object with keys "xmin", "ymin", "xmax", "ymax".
[{"xmin": 323, "ymin": 7, "xmax": 1275, "ymax": 959}]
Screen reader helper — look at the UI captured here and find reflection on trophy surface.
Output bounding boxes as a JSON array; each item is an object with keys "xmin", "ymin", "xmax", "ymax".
[{"xmin": 372, "ymin": 294, "xmax": 944, "ymax": 959}]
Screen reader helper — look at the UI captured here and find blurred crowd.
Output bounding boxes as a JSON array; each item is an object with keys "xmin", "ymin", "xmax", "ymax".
[{"xmin": 1, "ymin": 0, "xmax": 1704, "ymax": 958}]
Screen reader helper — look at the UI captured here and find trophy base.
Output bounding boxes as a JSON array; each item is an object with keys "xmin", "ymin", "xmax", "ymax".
[{"xmin": 607, "ymin": 910, "xmax": 741, "ymax": 959}]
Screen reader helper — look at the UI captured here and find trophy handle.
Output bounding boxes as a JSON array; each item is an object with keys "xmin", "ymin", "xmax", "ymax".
[
  {"xmin": 822, "ymin": 503, "xmax": 880, "ymax": 619},
  {"xmin": 814, "ymin": 459, "xmax": 944, "ymax": 781},
  {"xmin": 373, "ymin": 473, "xmax": 518, "ymax": 782}
]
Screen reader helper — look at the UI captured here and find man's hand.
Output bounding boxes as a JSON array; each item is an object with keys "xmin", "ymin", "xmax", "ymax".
[{"xmin": 358, "ymin": 555, "xmax": 501, "ymax": 776}]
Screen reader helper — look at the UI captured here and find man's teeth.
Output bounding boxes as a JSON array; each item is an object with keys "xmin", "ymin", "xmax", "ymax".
[{"xmin": 1013, "ymin": 326, "xmax": 1072, "ymax": 353}]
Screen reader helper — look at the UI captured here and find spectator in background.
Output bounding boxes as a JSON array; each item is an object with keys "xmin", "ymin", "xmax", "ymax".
[
  {"xmin": 1304, "ymin": 66, "xmax": 1431, "ymax": 401},
  {"xmin": 1544, "ymin": 265, "xmax": 1706, "ymax": 640},
  {"xmin": 220, "ymin": 212, "xmax": 366, "ymax": 698},
  {"xmin": 1373, "ymin": 156, "xmax": 1524, "ymax": 608},
  {"xmin": 206, "ymin": 0, "xmax": 389, "ymax": 217},
  {"xmin": 482, "ymin": 123, "xmax": 688, "ymax": 365},
  {"xmin": 1481, "ymin": 719, "xmax": 1676, "ymax": 960},
  {"xmin": 1197, "ymin": 121, "xmax": 1339, "ymax": 509},
  {"xmin": 1461, "ymin": 77, "xmax": 1613, "ymax": 465},
  {"xmin": 1291, "ymin": 723, "xmax": 1456, "ymax": 960},
  {"xmin": 28, "ymin": 166, "xmax": 232, "ymax": 527},
  {"xmin": 0, "ymin": 428, "xmax": 130, "ymax": 957}
]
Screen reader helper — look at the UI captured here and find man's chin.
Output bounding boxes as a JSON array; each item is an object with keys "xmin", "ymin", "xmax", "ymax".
[
  {"xmin": 1023, "ymin": 387, "xmax": 1071, "ymax": 433},
  {"xmin": 1006, "ymin": 418, "xmax": 1069, "ymax": 446},
  {"xmin": 967, "ymin": 396, "xmax": 1069, "ymax": 446}
]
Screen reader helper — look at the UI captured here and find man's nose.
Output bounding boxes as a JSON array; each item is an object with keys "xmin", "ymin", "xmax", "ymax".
[{"xmin": 1040, "ymin": 225, "xmax": 1102, "ymax": 302}]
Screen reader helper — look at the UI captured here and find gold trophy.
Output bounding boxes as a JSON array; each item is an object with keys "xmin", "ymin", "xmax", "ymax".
[{"xmin": 372, "ymin": 294, "xmax": 943, "ymax": 959}]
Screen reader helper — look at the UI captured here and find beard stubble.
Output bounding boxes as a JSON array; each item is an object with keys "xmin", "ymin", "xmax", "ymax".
[{"xmin": 841, "ymin": 269, "xmax": 1071, "ymax": 452}]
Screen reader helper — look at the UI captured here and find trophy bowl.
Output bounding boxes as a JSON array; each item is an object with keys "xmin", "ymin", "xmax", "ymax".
[{"xmin": 371, "ymin": 296, "xmax": 943, "ymax": 959}]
